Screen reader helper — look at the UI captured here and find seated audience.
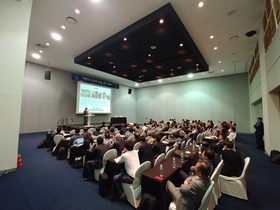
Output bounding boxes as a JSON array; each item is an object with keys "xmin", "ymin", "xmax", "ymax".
[
  {"xmin": 111, "ymin": 134, "xmax": 125, "ymax": 156},
  {"xmin": 113, "ymin": 140, "xmax": 140, "ymax": 200},
  {"xmin": 103, "ymin": 132, "xmax": 114, "ymax": 144},
  {"xmin": 209, "ymin": 143, "xmax": 222, "ymax": 169},
  {"xmin": 93, "ymin": 127, "xmax": 102, "ymax": 136},
  {"xmin": 68, "ymin": 128, "xmax": 82, "ymax": 147},
  {"xmin": 83, "ymin": 137, "xmax": 109, "ymax": 181},
  {"xmin": 152, "ymin": 134, "xmax": 166, "ymax": 157},
  {"xmin": 220, "ymin": 140, "xmax": 243, "ymax": 177},
  {"xmin": 138, "ymin": 136, "xmax": 153, "ymax": 164},
  {"xmin": 124, "ymin": 125, "xmax": 134, "ymax": 140},
  {"xmin": 166, "ymin": 160, "xmax": 211, "ymax": 210},
  {"xmin": 227, "ymin": 126, "xmax": 236, "ymax": 141}
]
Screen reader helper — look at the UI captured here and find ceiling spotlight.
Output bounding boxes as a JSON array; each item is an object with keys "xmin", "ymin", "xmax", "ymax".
[
  {"xmin": 196, "ymin": 63, "xmax": 199, "ymax": 66},
  {"xmin": 188, "ymin": 74, "xmax": 193, "ymax": 78},
  {"xmin": 92, "ymin": 0, "xmax": 100, "ymax": 2},
  {"xmin": 88, "ymin": 57, "xmax": 91, "ymax": 59},
  {"xmin": 32, "ymin": 53, "xmax": 40, "ymax": 59},
  {"xmin": 123, "ymin": 37, "xmax": 127, "ymax": 41},
  {"xmin": 39, "ymin": 50, "xmax": 43, "ymax": 53},
  {"xmin": 180, "ymin": 43, "xmax": 183, "ymax": 47},
  {"xmin": 150, "ymin": 45, "xmax": 156, "ymax": 50},
  {"xmin": 51, "ymin": 33, "xmax": 61, "ymax": 40},
  {"xmin": 214, "ymin": 47, "xmax": 217, "ymax": 50},
  {"xmin": 135, "ymin": 83, "xmax": 139, "ymax": 86},
  {"xmin": 159, "ymin": 19, "xmax": 164, "ymax": 24},
  {"xmin": 177, "ymin": 66, "xmax": 181, "ymax": 69},
  {"xmin": 148, "ymin": 54, "xmax": 151, "ymax": 56},
  {"xmin": 46, "ymin": 43, "xmax": 50, "ymax": 46},
  {"xmin": 109, "ymin": 61, "xmax": 114, "ymax": 64},
  {"xmin": 221, "ymin": 70, "xmax": 224, "ymax": 72},
  {"xmin": 113, "ymin": 66, "xmax": 116, "ymax": 68},
  {"xmin": 210, "ymin": 35, "xmax": 214, "ymax": 39},
  {"xmin": 158, "ymin": 79, "xmax": 163, "ymax": 83},
  {"xmin": 198, "ymin": 2, "xmax": 204, "ymax": 7},
  {"xmin": 66, "ymin": 17, "xmax": 77, "ymax": 24},
  {"xmin": 75, "ymin": 9, "xmax": 80, "ymax": 14},
  {"xmin": 229, "ymin": 35, "xmax": 239, "ymax": 41},
  {"xmin": 218, "ymin": 61, "xmax": 221, "ymax": 63},
  {"xmin": 61, "ymin": 25, "xmax": 66, "ymax": 29}
]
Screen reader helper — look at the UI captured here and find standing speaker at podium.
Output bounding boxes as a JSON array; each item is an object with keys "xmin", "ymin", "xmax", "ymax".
[{"xmin": 83, "ymin": 107, "xmax": 89, "ymax": 126}]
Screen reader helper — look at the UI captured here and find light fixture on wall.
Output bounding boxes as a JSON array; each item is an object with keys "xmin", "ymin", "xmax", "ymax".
[{"xmin": 44, "ymin": 62, "xmax": 51, "ymax": 80}]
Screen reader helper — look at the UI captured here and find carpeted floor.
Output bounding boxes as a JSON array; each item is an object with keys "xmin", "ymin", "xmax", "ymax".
[{"xmin": 0, "ymin": 132, "xmax": 280, "ymax": 210}]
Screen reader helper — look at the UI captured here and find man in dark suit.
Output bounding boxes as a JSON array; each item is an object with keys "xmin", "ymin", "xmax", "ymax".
[
  {"xmin": 138, "ymin": 136, "xmax": 153, "ymax": 164},
  {"xmin": 83, "ymin": 136, "xmax": 109, "ymax": 181},
  {"xmin": 112, "ymin": 134, "xmax": 125, "ymax": 156},
  {"xmin": 254, "ymin": 117, "xmax": 264, "ymax": 150},
  {"xmin": 152, "ymin": 134, "xmax": 166, "ymax": 156},
  {"xmin": 166, "ymin": 160, "xmax": 211, "ymax": 210}
]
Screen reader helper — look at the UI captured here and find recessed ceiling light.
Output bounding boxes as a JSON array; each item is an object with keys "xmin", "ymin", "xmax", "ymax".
[
  {"xmin": 123, "ymin": 37, "xmax": 127, "ymax": 41},
  {"xmin": 229, "ymin": 35, "xmax": 239, "ymax": 41},
  {"xmin": 135, "ymin": 83, "xmax": 139, "ymax": 86},
  {"xmin": 61, "ymin": 25, "xmax": 66, "ymax": 29},
  {"xmin": 113, "ymin": 66, "xmax": 116, "ymax": 68},
  {"xmin": 46, "ymin": 43, "xmax": 50, "ymax": 46},
  {"xmin": 66, "ymin": 17, "xmax": 77, "ymax": 24},
  {"xmin": 150, "ymin": 45, "xmax": 156, "ymax": 50},
  {"xmin": 210, "ymin": 35, "xmax": 214, "ymax": 39},
  {"xmin": 214, "ymin": 47, "xmax": 217, "ymax": 50},
  {"xmin": 51, "ymin": 33, "xmax": 61, "ymax": 40},
  {"xmin": 180, "ymin": 43, "xmax": 183, "ymax": 47},
  {"xmin": 221, "ymin": 70, "xmax": 224, "ymax": 72},
  {"xmin": 159, "ymin": 19, "xmax": 164, "ymax": 24},
  {"xmin": 158, "ymin": 79, "xmax": 163, "ymax": 83},
  {"xmin": 177, "ymin": 66, "xmax": 181, "ymax": 69},
  {"xmin": 196, "ymin": 63, "xmax": 199, "ymax": 66},
  {"xmin": 109, "ymin": 61, "xmax": 113, "ymax": 64},
  {"xmin": 198, "ymin": 2, "xmax": 204, "ymax": 7},
  {"xmin": 75, "ymin": 9, "xmax": 80, "ymax": 14},
  {"xmin": 148, "ymin": 54, "xmax": 151, "ymax": 56},
  {"xmin": 39, "ymin": 50, "xmax": 43, "ymax": 53},
  {"xmin": 218, "ymin": 61, "xmax": 221, "ymax": 63},
  {"xmin": 32, "ymin": 53, "xmax": 40, "ymax": 59},
  {"xmin": 92, "ymin": 0, "xmax": 100, "ymax": 2},
  {"xmin": 88, "ymin": 57, "xmax": 91, "ymax": 59},
  {"xmin": 188, "ymin": 74, "xmax": 193, "ymax": 78}
]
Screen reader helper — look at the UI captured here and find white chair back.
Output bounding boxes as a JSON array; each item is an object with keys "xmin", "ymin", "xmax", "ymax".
[
  {"xmin": 154, "ymin": 153, "xmax": 165, "ymax": 166},
  {"xmin": 133, "ymin": 161, "xmax": 151, "ymax": 186},
  {"xmin": 165, "ymin": 148, "xmax": 175, "ymax": 159},
  {"xmin": 53, "ymin": 134, "xmax": 64, "ymax": 152},
  {"xmin": 103, "ymin": 149, "xmax": 117, "ymax": 167},
  {"xmin": 210, "ymin": 160, "xmax": 224, "ymax": 207},
  {"xmin": 133, "ymin": 142, "xmax": 141, "ymax": 150},
  {"xmin": 69, "ymin": 129, "xmax": 76, "ymax": 135},
  {"xmin": 160, "ymin": 135, "xmax": 167, "ymax": 142},
  {"xmin": 127, "ymin": 135, "xmax": 135, "ymax": 141},
  {"xmin": 197, "ymin": 181, "xmax": 214, "ymax": 210},
  {"xmin": 180, "ymin": 141, "xmax": 186, "ymax": 150}
]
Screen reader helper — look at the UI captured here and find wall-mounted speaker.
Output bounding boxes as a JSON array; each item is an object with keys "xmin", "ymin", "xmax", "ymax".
[
  {"xmin": 44, "ymin": 71, "xmax": 51, "ymax": 80},
  {"xmin": 128, "ymin": 88, "xmax": 132, "ymax": 94}
]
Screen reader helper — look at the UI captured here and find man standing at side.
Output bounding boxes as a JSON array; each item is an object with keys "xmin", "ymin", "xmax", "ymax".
[
  {"xmin": 83, "ymin": 107, "xmax": 89, "ymax": 126},
  {"xmin": 254, "ymin": 117, "xmax": 264, "ymax": 150},
  {"xmin": 166, "ymin": 160, "xmax": 211, "ymax": 210}
]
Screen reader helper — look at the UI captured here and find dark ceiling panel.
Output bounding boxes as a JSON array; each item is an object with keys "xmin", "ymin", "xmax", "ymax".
[{"xmin": 75, "ymin": 3, "xmax": 208, "ymax": 83}]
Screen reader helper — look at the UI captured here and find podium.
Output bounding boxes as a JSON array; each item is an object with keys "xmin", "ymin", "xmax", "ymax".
[{"xmin": 84, "ymin": 114, "xmax": 95, "ymax": 126}]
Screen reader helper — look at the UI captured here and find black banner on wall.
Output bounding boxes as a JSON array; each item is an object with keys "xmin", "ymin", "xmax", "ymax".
[{"xmin": 71, "ymin": 73, "xmax": 119, "ymax": 89}]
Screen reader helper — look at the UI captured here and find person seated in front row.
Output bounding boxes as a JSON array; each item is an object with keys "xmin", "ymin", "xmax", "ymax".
[
  {"xmin": 220, "ymin": 140, "xmax": 243, "ymax": 177},
  {"xmin": 113, "ymin": 140, "xmax": 140, "ymax": 200},
  {"xmin": 138, "ymin": 136, "xmax": 153, "ymax": 164},
  {"xmin": 166, "ymin": 160, "xmax": 211, "ymax": 210},
  {"xmin": 177, "ymin": 148, "xmax": 215, "ymax": 185},
  {"xmin": 83, "ymin": 136, "xmax": 109, "ymax": 181}
]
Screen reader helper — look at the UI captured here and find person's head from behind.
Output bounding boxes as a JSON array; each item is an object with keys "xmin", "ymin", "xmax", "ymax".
[
  {"xmin": 139, "ymin": 136, "xmax": 146, "ymax": 144},
  {"xmin": 230, "ymin": 126, "xmax": 236, "ymax": 133},
  {"xmin": 96, "ymin": 127, "xmax": 100, "ymax": 132},
  {"xmin": 105, "ymin": 132, "xmax": 110, "ymax": 139},
  {"xmin": 223, "ymin": 140, "xmax": 233, "ymax": 149},
  {"xmin": 75, "ymin": 128, "xmax": 80, "ymax": 134},
  {"xmin": 209, "ymin": 143, "xmax": 220, "ymax": 154},
  {"xmin": 257, "ymin": 117, "xmax": 262, "ymax": 122},
  {"xmin": 110, "ymin": 127, "xmax": 115, "ymax": 132},
  {"xmin": 195, "ymin": 160, "xmax": 211, "ymax": 178},
  {"xmin": 57, "ymin": 128, "xmax": 61, "ymax": 134},
  {"xmin": 134, "ymin": 132, "xmax": 140, "ymax": 139},
  {"xmin": 202, "ymin": 148, "xmax": 215, "ymax": 161},
  {"xmin": 96, "ymin": 136, "xmax": 104, "ymax": 145},
  {"xmin": 115, "ymin": 133, "xmax": 121, "ymax": 141},
  {"xmin": 83, "ymin": 127, "xmax": 88, "ymax": 132},
  {"xmin": 155, "ymin": 134, "xmax": 161, "ymax": 142},
  {"xmin": 125, "ymin": 140, "xmax": 134, "ymax": 151}
]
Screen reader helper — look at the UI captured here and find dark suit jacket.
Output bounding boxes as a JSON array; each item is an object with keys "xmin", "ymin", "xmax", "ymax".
[
  {"xmin": 152, "ymin": 142, "xmax": 166, "ymax": 155},
  {"xmin": 254, "ymin": 121, "xmax": 264, "ymax": 136},
  {"xmin": 91, "ymin": 144, "xmax": 109, "ymax": 169},
  {"xmin": 138, "ymin": 142, "xmax": 153, "ymax": 164},
  {"xmin": 112, "ymin": 139, "xmax": 125, "ymax": 156},
  {"xmin": 221, "ymin": 149, "xmax": 243, "ymax": 177}
]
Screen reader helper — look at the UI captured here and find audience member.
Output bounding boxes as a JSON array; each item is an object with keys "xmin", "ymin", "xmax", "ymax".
[
  {"xmin": 111, "ymin": 134, "xmax": 125, "ymax": 156},
  {"xmin": 220, "ymin": 140, "xmax": 243, "ymax": 177},
  {"xmin": 227, "ymin": 126, "xmax": 236, "ymax": 141},
  {"xmin": 209, "ymin": 143, "xmax": 222, "ymax": 169},
  {"xmin": 113, "ymin": 140, "xmax": 140, "ymax": 200},
  {"xmin": 152, "ymin": 134, "xmax": 166, "ymax": 157},
  {"xmin": 166, "ymin": 160, "xmax": 211, "ymax": 210},
  {"xmin": 138, "ymin": 136, "xmax": 153, "ymax": 164}
]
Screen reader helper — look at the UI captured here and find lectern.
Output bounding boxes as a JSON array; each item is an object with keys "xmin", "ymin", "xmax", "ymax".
[{"xmin": 86, "ymin": 114, "xmax": 95, "ymax": 126}]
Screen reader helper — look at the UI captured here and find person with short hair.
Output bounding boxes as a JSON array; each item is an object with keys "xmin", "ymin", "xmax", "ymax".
[
  {"xmin": 111, "ymin": 134, "xmax": 125, "ymax": 156},
  {"xmin": 227, "ymin": 126, "xmax": 236, "ymax": 141},
  {"xmin": 220, "ymin": 140, "xmax": 243, "ymax": 177},
  {"xmin": 113, "ymin": 140, "xmax": 140, "ymax": 200},
  {"xmin": 254, "ymin": 117, "xmax": 264, "ymax": 150},
  {"xmin": 83, "ymin": 137, "xmax": 109, "ymax": 181},
  {"xmin": 83, "ymin": 107, "xmax": 89, "ymax": 126},
  {"xmin": 166, "ymin": 160, "xmax": 211, "ymax": 210},
  {"xmin": 138, "ymin": 136, "xmax": 153, "ymax": 164},
  {"xmin": 152, "ymin": 134, "xmax": 166, "ymax": 156}
]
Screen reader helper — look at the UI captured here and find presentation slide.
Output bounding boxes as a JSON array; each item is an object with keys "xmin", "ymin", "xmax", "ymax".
[{"xmin": 76, "ymin": 81, "xmax": 112, "ymax": 114}]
